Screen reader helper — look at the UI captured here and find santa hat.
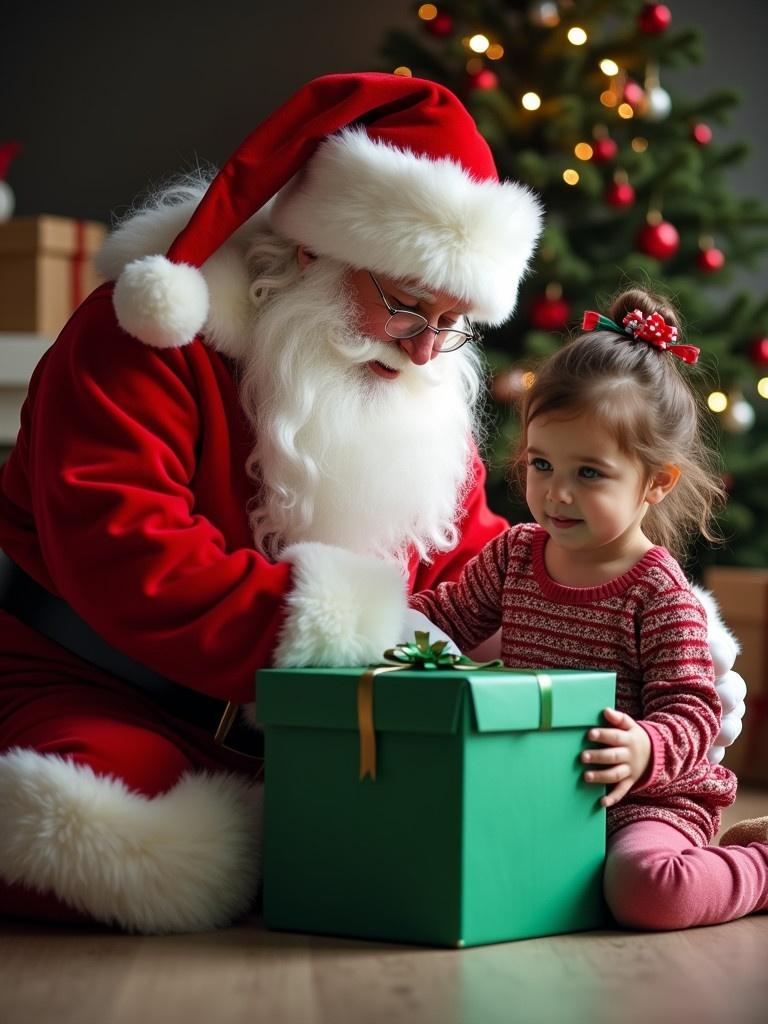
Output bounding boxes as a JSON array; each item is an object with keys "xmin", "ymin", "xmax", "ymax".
[{"xmin": 113, "ymin": 72, "xmax": 543, "ymax": 349}]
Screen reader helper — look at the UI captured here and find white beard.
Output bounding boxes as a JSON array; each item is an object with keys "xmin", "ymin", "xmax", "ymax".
[{"xmin": 238, "ymin": 255, "xmax": 484, "ymax": 565}]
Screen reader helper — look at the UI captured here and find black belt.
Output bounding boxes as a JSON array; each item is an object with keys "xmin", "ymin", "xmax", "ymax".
[{"xmin": 0, "ymin": 552, "xmax": 262, "ymax": 759}]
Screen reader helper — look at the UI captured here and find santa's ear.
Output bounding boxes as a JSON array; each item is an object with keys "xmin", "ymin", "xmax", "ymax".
[
  {"xmin": 297, "ymin": 245, "xmax": 317, "ymax": 268},
  {"xmin": 645, "ymin": 464, "xmax": 681, "ymax": 505}
]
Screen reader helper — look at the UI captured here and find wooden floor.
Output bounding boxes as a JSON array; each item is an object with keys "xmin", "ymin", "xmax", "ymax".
[{"xmin": 2, "ymin": 789, "xmax": 767, "ymax": 1024}]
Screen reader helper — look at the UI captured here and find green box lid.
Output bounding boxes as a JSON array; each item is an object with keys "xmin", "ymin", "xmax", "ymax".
[{"xmin": 256, "ymin": 667, "xmax": 615, "ymax": 736}]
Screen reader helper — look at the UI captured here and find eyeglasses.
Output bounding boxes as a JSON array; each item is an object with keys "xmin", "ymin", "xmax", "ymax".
[{"xmin": 368, "ymin": 273, "xmax": 476, "ymax": 353}]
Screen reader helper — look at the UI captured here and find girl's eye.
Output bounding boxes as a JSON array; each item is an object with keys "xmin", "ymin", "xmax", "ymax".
[
  {"xmin": 529, "ymin": 458, "xmax": 551, "ymax": 471},
  {"xmin": 579, "ymin": 466, "xmax": 602, "ymax": 480}
]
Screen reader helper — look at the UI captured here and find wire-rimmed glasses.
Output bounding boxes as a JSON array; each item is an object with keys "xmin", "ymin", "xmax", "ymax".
[{"xmin": 368, "ymin": 273, "xmax": 476, "ymax": 353}]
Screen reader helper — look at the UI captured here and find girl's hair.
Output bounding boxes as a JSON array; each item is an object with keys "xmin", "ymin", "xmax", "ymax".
[{"xmin": 516, "ymin": 286, "xmax": 725, "ymax": 560}]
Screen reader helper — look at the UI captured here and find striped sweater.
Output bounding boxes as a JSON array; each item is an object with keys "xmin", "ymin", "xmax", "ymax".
[{"xmin": 411, "ymin": 522, "xmax": 737, "ymax": 845}]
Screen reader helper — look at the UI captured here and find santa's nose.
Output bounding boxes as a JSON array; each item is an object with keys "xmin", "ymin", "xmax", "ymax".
[{"xmin": 398, "ymin": 327, "xmax": 439, "ymax": 365}]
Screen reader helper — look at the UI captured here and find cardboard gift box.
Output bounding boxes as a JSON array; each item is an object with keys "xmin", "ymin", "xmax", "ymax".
[
  {"xmin": 257, "ymin": 665, "xmax": 615, "ymax": 947},
  {"xmin": 0, "ymin": 215, "xmax": 107, "ymax": 336}
]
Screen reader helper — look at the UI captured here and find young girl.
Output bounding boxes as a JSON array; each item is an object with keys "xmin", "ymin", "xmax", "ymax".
[{"xmin": 411, "ymin": 286, "xmax": 768, "ymax": 930}]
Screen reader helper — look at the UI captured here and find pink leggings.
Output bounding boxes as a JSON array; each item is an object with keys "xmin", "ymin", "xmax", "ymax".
[{"xmin": 605, "ymin": 820, "xmax": 768, "ymax": 930}]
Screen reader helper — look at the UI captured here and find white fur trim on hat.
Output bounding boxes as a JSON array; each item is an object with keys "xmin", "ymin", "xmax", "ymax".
[
  {"xmin": 271, "ymin": 128, "xmax": 544, "ymax": 325},
  {"xmin": 113, "ymin": 254, "xmax": 210, "ymax": 349},
  {"xmin": 274, "ymin": 542, "xmax": 408, "ymax": 667},
  {"xmin": 0, "ymin": 748, "xmax": 262, "ymax": 933}
]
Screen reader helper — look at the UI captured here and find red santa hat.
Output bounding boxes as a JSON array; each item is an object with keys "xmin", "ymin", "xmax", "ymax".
[{"xmin": 113, "ymin": 72, "xmax": 543, "ymax": 348}]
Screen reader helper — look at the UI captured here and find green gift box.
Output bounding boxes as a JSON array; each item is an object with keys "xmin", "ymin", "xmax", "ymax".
[{"xmin": 257, "ymin": 664, "xmax": 615, "ymax": 947}]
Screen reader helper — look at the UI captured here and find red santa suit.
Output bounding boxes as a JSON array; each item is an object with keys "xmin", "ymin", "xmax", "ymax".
[{"xmin": 0, "ymin": 73, "xmax": 541, "ymax": 932}]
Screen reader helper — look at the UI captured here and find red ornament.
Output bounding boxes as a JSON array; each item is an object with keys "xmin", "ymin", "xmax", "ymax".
[
  {"xmin": 697, "ymin": 246, "xmax": 725, "ymax": 273},
  {"xmin": 691, "ymin": 122, "xmax": 713, "ymax": 146},
  {"xmin": 636, "ymin": 220, "xmax": 680, "ymax": 260},
  {"xmin": 591, "ymin": 137, "xmax": 618, "ymax": 163},
  {"xmin": 638, "ymin": 3, "xmax": 672, "ymax": 34},
  {"xmin": 749, "ymin": 337, "xmax": 768, "ymax": 366},
  {"xmin": 623, "ymin": 80, "xmax": 645, "ymax": 108},
  {"xmin": 604, "ymin": 181, "xmax": 635, "ymax": 208},
  {"xmin": 468, "ymin": 69, "xmax": 499, "ymax": 91},
  {"xmin": 529, "ymin": 294, "xmax": 570, "ymax": 332},
  {"xmin": 425, "ymin": 12, "xmax": 454, "ymax": 37}
]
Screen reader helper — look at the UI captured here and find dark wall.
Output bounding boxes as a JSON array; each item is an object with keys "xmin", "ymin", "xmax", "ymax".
[{"xmin": 2, "ymin": 1, "xmax": 766, "ymax": 241}]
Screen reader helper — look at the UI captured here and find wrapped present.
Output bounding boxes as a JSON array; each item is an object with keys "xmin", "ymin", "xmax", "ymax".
[
  {"xmin": 704, "ymin": 566, "xmax": 768, "ymax": 696},
  {"xmin": 0, "ymin": 215, "xmax": 106, "ymax": 336},
  {"xmin": 257, "ymin": 642, "xmax": 615, "ymax": 947}
]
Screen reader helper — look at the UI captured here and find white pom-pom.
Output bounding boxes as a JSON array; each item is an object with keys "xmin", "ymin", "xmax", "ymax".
[{"xmin": 113, "ymin": 254, "xmax": 209, "ymax": 348}]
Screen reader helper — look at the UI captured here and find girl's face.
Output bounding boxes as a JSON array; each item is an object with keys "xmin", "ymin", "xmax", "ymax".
[{"xmin": 525, "ymin": 411, "xmax": 655, "ymax": 564}]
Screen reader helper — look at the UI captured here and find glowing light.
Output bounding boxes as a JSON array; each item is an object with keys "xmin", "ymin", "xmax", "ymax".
[
  {"xmin": 563, "ymin": 169, "xmax": 580, "ymax": 185},
  {"xmin": 631, "ymin": 136, "xmax": 649, "ymax": 152},
  {"xmin": 707, "ymin": 391, "xmax": 728, "ymax": 413},
  {"xmin": 617, "ymin": 103, "xmax": 634, "ymax": 119},
  {"xmin": 522, "ymin": 91, "xmax": 541, "ymax": 111},
  {"xmin": 393, "ymin": 66, "xmax": 413, "ymax": 77},
  {"xmin": 600, "ymin": 59, "xmax": 619, "ymax": 76},
  {"xmin": 568, "ymin": 27, "xmax": 588, "ymax": 45},
  {"xmin": 466, "ymin": 57, "xmax": 483, "ymax": 74},
  {"xmin": 600, "ymin": 89, "xmax": 618, "ymax": 107},
  {"xmin": 522, "ymin": 372, "xmax": 536, "ymax": 390},
  {"xmin": 418, "ymin": 4, "xmax": 438, "ymax": 20},
  {"xmin": 469, "ymin": 34, "xmax": 490, "ymax": 53},
  {"xmin": 758, "ymin": 378, "xmax": 768, "ymax": 399},
  {"xmin": 486, "ymin": 43, "xmax": 505, "ymax": 60},
  {"xmin": 574, "ymin": 142, "xmax": 593, "ymax": 160}
]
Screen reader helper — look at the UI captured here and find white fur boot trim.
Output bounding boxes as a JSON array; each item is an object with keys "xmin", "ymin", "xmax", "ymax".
[
  {"xmin": 0, "ymin": 748, "xmax": 262, "ymax": 933},
  {"xmin": 274, "ymin": 542, "xmax": 408, "ymax": 667}
]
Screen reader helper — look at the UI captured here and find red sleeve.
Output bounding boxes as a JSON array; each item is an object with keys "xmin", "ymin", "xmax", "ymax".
[
  {"xmin": 410, "ymin": 530, "xmax": 510, "ymax": 651},
  {"xmin": 22, "ymin": 294, "xmax": 291, "ymax": 704},
  {"xmin": 410, "ymin": 447, "xmax": 508, "ymax": 592},
  {"xmin": 633, "ymin": 588, "xmax": 721, "ymax": 795}
]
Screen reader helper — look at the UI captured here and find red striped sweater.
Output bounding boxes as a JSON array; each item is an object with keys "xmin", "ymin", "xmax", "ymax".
[{"xmin": 411, "ymin": 522, "xmax": 737, "ymax": 845}]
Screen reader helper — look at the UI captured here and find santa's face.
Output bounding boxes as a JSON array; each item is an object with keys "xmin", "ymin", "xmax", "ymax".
[
  {"xmin": 240, "ymin": 247, "xmax": 483, "ymax": 564},
  {"xmin": 332, "ymin": 264, "xmax": 474, "ymax": 379}
]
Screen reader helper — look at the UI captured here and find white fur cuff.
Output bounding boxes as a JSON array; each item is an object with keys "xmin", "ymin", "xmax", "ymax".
[{"xmin": 274, "ymin": 542, "xmax": 408, "ymax": 667}]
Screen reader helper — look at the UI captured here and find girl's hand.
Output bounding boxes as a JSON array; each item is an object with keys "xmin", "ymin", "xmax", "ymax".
[{"xmin": 581, "ymin": 708, "xmax": 652, "ymax": 808}]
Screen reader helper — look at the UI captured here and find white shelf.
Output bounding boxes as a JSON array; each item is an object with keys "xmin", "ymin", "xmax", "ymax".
[{"xmin": 0, "ymin": 334, "xmax": 53, "ymax": 445}]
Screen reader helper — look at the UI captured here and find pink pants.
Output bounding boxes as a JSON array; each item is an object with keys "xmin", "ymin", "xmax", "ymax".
[{"xmin": 605, "ymin": 820, "xmax": 768, "ymax": 930}]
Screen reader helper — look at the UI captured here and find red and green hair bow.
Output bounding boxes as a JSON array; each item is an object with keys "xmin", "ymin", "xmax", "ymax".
[{"xmin": 581, "ymin": 309, "xmax": 700, "ymax": 364}]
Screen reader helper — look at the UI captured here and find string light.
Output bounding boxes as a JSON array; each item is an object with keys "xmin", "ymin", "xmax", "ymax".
[
  {"xmin": 486, "ymin": 43, "xmax": 504, "ymax": 60},
  {"xmin": 758, "ymin": 378, "xmax": 768, "ymax": 399},
  {"xmin": 600, "ymin": 59, "xmax": 619, "ymax": 76},
  {"xmin": 600, "ymin": 90, "xmax": 618, "ymax": 107},
  {"xmin": 631, "ymin": 137, "xmax": 649, "ymax": 152},
  {"xmin": 466, "ymin": 57, "xmax": 483, "ymax": 74},
  {"xmin": 469, "ymin": 34, "xmax": 490, "ymax": 53},
  {"xmin": 707, "ymin": 391, "xmax": 728, "ymax": 413},
  {"xmin": 574, "ymin": 142, "xmax": 593, "ymax": 160},
  {"xmin": 393, "ymin": 66, "xmax": 413, "ymax": 77},
  {"xmin": 617, "ymin": 103, "xmax": 634, "ymax": 119},
  {"xmin": 522, "ymin": 92, "xmax": 541, "ymax": 111},
  {"xmin": 522, "ymin": 372, "xmax": 536, "ymax": 389},
  {"xmin": 567, "ymin": 27, "xmax": 588, "ymax": 45},
  {"xmin": 418, "ymin": 4, "xmax": 438, "ymax": 20},
  {"xmin": 563, "ymin": 169, "xmax": 580, "ymax": 185}
]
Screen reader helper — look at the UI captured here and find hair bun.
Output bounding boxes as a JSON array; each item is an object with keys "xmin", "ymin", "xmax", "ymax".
[{"xmin": 608, "ymin": 287, "xmax": 682, "ymax": 337}]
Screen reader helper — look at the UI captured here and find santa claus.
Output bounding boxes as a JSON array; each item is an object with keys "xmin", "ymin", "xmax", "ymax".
[{"xmin": 0, "ymin": 73, "xmax": 744, "ymax": 933}]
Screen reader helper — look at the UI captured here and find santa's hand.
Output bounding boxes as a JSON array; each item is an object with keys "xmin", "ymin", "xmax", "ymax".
[{"xmin": 400, "ymin": 607, "xmax": 462, "ymax": 656}]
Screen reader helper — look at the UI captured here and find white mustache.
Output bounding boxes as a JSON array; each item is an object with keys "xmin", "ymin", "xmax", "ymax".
[{"xmin": 330, "ymin": 334, "xmax": 443, "ymax": 388}]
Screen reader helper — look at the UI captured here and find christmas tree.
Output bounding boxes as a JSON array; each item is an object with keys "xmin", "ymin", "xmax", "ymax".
[{"xmin": 381, "ymin": 0, "xmax": 768, "ymax": 573}]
